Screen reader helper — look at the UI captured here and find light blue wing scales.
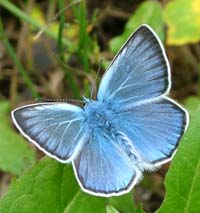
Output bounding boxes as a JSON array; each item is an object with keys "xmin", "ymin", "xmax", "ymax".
[
  {"xmin": 98, "ymin": 25, "xmax": 170, "ymax": 108},
  {"xmin": 113, "ymin": 98, "xmax": 187, "ymax": 165},
  {"xmin": 12, "ymin": 103, "xmax": 88, "ymax": 162},
  {"xmin": 73, "ymin": 127, "xmax": 141, "ymax": 196},
  {"xmin": 11, "ymin": 24, "xmax": 189, "ymax": 197}
]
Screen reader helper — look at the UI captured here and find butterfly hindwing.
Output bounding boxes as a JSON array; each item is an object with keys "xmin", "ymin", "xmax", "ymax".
[
  {"xmin": 12, "ymin": 103, "xmax": 87, "ymax": 162},
  {"xmin": 73, "ymin": 127, "xmax": 141, "ymax": 196},
  {"xmin": 113, "ymin": 97, "xmax": 188, "ymax": 166},
  {"xmin": 98, "ymin": 25, "xmax": 170, "ymax": 108}
]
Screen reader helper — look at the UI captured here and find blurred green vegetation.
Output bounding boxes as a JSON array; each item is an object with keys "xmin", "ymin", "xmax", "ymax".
[{"xmin": 0, "ymin": 0, "xmax": 200, "ymax": 212}]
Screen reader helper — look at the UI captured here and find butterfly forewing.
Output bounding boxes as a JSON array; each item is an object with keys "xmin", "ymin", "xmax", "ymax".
[
  {"xmin": 12, "ymin": 103, "xmax": 88, "ymax": 162},
  {"xmin": 98, "ymin": 25, "xmax": 170, "ymax": 109}
]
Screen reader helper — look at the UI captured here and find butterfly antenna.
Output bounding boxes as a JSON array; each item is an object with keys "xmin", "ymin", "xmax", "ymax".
[
  {"xmin": 90, "ymin": 58, "xmax": 103, "ymax": 99},
  {"xmin": 35, "ymin": 97, "xmax": 84, "ymax": 104}
]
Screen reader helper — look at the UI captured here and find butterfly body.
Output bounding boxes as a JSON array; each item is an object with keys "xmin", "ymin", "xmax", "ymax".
[
  {"xmin": 84, "ymin": 100, "xmax": 114, "ymax": 129},
  {"xmin": 11, "ymin": 24, "xmax": 189, "ymax": 197}
]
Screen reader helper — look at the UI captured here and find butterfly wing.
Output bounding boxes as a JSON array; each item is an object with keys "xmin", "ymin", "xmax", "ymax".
[
  {"xmin": 73, "ymin": 127, "xmax": 141, "ymax": 196},
  {"xmin": 97, "ymin": 24, "xmax": 188, "ymax": 168},
  {"xmin": 97, "ymin": 25, "xmax": 170, "ymax": 108},
  {"xmin": 12, "ymin": 103, "xmax": 88, "ymax": 162},
  {"xmin": 113, "ymin": 97, "xmax": 188, "ymax": 167}
]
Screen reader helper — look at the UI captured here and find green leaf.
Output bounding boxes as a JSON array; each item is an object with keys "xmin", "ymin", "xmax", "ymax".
[
  {"xmin": 109, "ymin": 1, "xmax": 164, "ymax": 53},
  {"xmin": 135, "ymin": 205, "xmax": 144, "ymax": 213},
  {"xmin": 164, "ymin": 0, "xmax": 200, "ymax": 45},
  {"xmin": 0, "ymin": 158, "xmax": 79, "ymax": 212},
  {"xmin": 106, "ymin": 205, "xmax": 120, "ymax": 213},
  {"xmin": 158, "ymin": 104, "xmax": 200, "ymax": 212},
  {"xmin": 184, "ymin": 96, "xmax": 200, "ymax": 114},
  {"xmin": 109, "ymin": 192, "xmax": 138, "ymax": 213},
  {"xmin": 0, "ymin": 102, "xmax": 35, "ymax": 175},
  {"xmin": 0, "ymin": 157, "xmax": 108, "ymax": 213},
  {"xmin": 64, "ymin": 191, "xmax": 107, "ymax": 213},
  {"xmin": 72, "ymin": 1, "xmax": 92, "ymax": 73}
]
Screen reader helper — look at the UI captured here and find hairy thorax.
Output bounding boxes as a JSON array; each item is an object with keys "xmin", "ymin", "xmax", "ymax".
[
  {"xmin": 83, "ymin": 100, "xmax": 114, "ymax": 131},
  {"xmin": 82, "ymin": 99, "xmax": 143, "ymax": 164}
]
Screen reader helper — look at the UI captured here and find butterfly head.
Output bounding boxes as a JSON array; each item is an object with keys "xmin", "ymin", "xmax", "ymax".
[{"xmin": 82, "ymin": 96, "xmax": 92, "ymax": 105}]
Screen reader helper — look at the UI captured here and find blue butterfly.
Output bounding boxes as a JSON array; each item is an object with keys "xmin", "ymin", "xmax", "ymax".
[{"xmin": 11, "ymin": 24, "xmax": 189, "ymax": 197}]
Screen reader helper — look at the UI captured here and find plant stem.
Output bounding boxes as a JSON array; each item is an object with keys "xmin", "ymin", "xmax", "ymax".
[
  {"xmin": 0, "ymin": 0, "xmax": 71, "ymax": 47},
  {"xmin": 57, "ymin": 0, "xmax": 81, "ymax": 98},
  {"xmin": 57, "ymin": 0, "xmax": 65, "ymax": 62},
  {"xmin": 0, "ymin": 17, "xmax": 39, "ymax": 98}
]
